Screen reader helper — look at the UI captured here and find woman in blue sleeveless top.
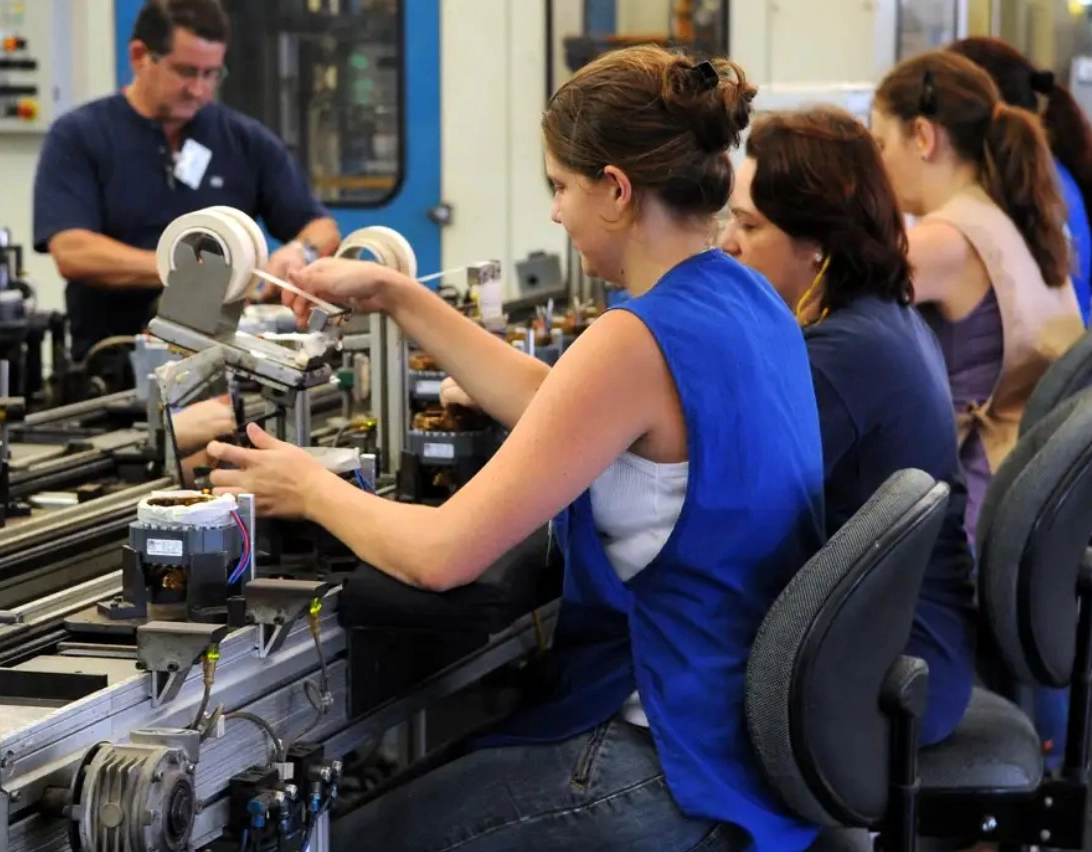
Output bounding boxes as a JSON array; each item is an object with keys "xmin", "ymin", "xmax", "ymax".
[
  {"xmin": 722, "ymin": 107, "xmax": 976, "ymax": 747},
  {"xmin": 950, "ymin": 37, "xmax": 1092, "ymax": 325},
  {"xmin": 207, "ymin": 45, "xmax": 827, "ymax": 851}
]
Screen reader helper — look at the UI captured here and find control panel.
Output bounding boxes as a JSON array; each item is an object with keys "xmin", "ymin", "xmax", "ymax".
[{"xmin": 0, "ymin": 0, "xmax": 73, "ymax": 133}]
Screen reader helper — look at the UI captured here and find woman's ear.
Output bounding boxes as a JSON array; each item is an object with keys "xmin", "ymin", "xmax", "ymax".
[
  {"xmin": 912, "ymin": 117, "xmax": 939, "ymax": 161},
  {"xmin": 602, "ymin": 165, "xmax": 634, "ymax": 208}
]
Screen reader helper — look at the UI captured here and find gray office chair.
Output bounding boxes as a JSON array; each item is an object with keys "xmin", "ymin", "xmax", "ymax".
[
  {"xmin": 745, "ymin": 468, "xmax": 950, "ymax": 852},
  {"xmin": 886, "ymin": 387, "xmax": 1092, "ymax": 851},
  {"xmin": 1021, "ymin": 328, "xmax": 1092, "ymax": 435}
]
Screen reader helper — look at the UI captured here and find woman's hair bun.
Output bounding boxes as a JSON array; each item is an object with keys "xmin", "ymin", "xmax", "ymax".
[{"xmin": 660, "ymin": 56, "xmax": 757, "ymax": 153}]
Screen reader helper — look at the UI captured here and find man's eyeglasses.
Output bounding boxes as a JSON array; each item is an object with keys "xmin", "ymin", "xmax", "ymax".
[{"xmin": 149, "ymin": 51, "xmax": 228, "ymax": 85}]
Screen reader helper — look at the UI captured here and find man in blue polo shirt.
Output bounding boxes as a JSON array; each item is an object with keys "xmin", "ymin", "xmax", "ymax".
[{"xmin": 32, "ymin": 0, "xmax": 340, "ymax": 361}]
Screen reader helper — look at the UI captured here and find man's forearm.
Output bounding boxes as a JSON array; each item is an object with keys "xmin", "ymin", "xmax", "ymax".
[
  {"xmin": 293, "ymin": 217, "xmax": 341, "ymax": 256},
  {"xmin": 48, "ymin": 230, "xmax": 160, "ymax": 288}
]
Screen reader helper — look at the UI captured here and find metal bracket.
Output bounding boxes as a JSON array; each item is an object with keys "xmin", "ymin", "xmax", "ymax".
[
  {"xmin": 135, "ymin": 621, "xmax": 230, "ymax": 707},
  {"xmin": 244, "ymin": 579, "xmax": 331, "ymax": 658},
  {"xmin": 130, "ymin": 727, "xmax": 202, "ymax": 766},
  {"xmin": 159, "ymin": 245, "xmax": 242, "ymax": 338},
  {"xmin": 155, "ymin": 345, "xmax": 229, "ymax": 409},
  {"xmin": 307, "ymin": 306, "xmax": 337, "ymax": 333}
]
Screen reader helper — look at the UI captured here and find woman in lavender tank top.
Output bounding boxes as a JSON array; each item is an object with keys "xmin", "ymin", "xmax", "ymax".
[{"xmin": 871, "ymin": 50, "xmax": 1080, "ymax": 545}]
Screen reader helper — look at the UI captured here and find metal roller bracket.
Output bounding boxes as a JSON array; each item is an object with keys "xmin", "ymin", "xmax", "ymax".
[
  {"xmin": 244, "ymin": 579, "xmax": 331, "ymax": 658},
  {"xmin": 160, "ymin": 246, "xmax": 242, "ymax": 338},
  {"xmin": 136, "ymin": 622, "xmax": 230, "ymax": 707}
]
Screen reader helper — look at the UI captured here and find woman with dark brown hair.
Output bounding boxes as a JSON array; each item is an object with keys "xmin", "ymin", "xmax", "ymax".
[
  {"xmin": 722, "ymin": 105, "xmax": 975, "ymax": 745},
  {"xmin": 209, "ymin": 43, "xmax": 827, "ymax": 852},
  {"xmin": 950, "ymin": 36, "xmax": 1092, "ymax": 324},
  {"xmin": 870, "ymin": 49, "xmax": 1084, "ymax": 545}
]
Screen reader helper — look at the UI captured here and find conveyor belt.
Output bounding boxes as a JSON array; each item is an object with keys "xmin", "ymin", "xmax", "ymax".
[
  {"xmin": 0, "ymin": 572, "xmax": 124, "ymax": 667},
  {"xmin": 0, "ymin": 478, "xmax": 172, "ymax": 587}
]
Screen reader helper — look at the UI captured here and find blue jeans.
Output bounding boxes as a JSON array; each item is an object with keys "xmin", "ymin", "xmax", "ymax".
[{"xmin": 330, "ymin": 715, "xmax": 747, "ymax": 851}]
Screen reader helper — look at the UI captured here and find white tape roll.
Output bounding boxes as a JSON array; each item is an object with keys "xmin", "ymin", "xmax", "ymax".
[
  {"xmin": 335, "ymin": 226, "xmax": 418, "ymax": 278},
  {"xmin": 156, "ymin": 208, "xmax": 259, "ymax": 303},
  {"xmin": 205, "ymin": 205, "xmax": 269, "ymax": 270}
]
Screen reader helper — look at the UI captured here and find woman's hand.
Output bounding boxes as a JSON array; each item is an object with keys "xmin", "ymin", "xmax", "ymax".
[
  {"xmin": 206, "ymin": 422, "xmax": 332, "ymax": 518},
  {"xmin": 439, "ymin": 376, "xmax": 482, "ymax": 411},
  {"xmin": 171, "ymin": 396, "xmax": 236, "ymax": 455},
  {"xmin": 285, "ymin": 258, "xmax": 404, "ymax": 324}
]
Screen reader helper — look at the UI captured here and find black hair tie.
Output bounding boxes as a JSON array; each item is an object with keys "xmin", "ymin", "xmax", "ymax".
[
  {"xmin": 1030, "ymin": 69, "xmax": 1055, "ymax": 94},
  {"xmin": 689, "ymin": 60, "xmax": 719, "ymax": 92},
  {"xmin": 919, "ymin": 69, "xmax": 938, "ymax": 117},
  {"xmin": 1030, "ymin": 69, "xmax": 1057, "ymax": 95}
]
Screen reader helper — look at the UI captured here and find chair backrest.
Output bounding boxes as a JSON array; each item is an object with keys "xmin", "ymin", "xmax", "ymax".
[
  {"xmin": 1020, "ymin": 328, "xmax": 1092, "ymax": 436},
  {"xmin": 977, "ymin": 387, "xmax": 1092, "ymax": 688},
  {"xmin": 745, "ymin": 468, "xmax": 949, "ymax": 828}
]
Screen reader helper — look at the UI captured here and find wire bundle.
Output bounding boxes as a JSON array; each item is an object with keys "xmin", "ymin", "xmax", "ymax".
[{"xmin": 226, "ymin": 508, "xmax": 252, "ymax": 585}]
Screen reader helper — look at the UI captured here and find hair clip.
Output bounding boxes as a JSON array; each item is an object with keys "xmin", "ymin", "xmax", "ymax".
[
  {"xmin": 919, "ymin": 69, "xmax": 938, "ymax": 117},
  {"xmin": 689, "ymin": 60, "xmax": 720, "ymax": 92},
  {"xmin": 1030, "ymin": 69, "xmax": 1055, "ymax": 95}
]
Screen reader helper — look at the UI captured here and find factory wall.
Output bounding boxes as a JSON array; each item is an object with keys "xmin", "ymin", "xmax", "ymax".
[
  {"xmin": 3, "ymin": 0, "xmax": 117, "ymax": 313},
  {"xmin": 439, "ymin": 0, "xmax": 569, "ymax": 295},
  {"xmin": 443, "ymin": 0, "xmax": 897, "ymax": 297}
]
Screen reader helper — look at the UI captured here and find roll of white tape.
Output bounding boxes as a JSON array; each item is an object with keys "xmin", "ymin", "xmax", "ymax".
[
  {"xmin": 156, "ymin": 208, "xmax": 258, "ymax": 303},
  {"xmin": 335, "ymin": 226, "xmax": 418, "ymax": 279},
  {"xmin": 205, "ymin": 205, "xmax": 269, "ymax": 270}
]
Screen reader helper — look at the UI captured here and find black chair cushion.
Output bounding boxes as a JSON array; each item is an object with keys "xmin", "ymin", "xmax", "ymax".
[{"xmin": 918, "ymin": 687, "xmax": 1042, "ymax": 792}]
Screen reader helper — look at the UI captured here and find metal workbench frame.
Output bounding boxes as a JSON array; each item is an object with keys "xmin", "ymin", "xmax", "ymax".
[{"xmin": 0, "ymin": 570, "xmax": 559, "ymax": 852}]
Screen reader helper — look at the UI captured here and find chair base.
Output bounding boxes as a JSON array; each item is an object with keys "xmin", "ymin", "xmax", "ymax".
[
  {"xmin": 915, "ymin": 780, "xmax": 1089, "ymax": 849},
  {"xmin": 877, "ymin": 689, "xmax": 1088, "ymax": 851},
  {"xmin": 807, "ymin": 828, "xmax": 873, "ymax": 851}
]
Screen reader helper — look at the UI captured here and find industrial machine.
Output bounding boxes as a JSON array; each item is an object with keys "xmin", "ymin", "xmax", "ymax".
[
  {"xmin": 0, "ymin": 208, "xmax": 562, "ymax": 852},
  {"xmin": 0, "ymin": 226, "xmax": 156, "ymax": 411},
  {"xmin": 397, "ymin": 261, "xmax": 505, "ymax": 504},
  {"xmin": 0, "ymin": 228, "xmax": 67, "ymax": 410}
]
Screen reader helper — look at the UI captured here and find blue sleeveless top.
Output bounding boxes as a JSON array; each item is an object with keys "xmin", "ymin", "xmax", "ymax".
[
  {"xmin": 1057, "ymin": 159, "xmax": 1091, "ymax": 325},
  {"xmin": 485, "ymin": 250, "xmax": 826, "ymax": 851}
]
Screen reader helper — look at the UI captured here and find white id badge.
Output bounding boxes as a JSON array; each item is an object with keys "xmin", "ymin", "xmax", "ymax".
[{"xmin": 173, "ymin": 138, "xmax": 212, "ymax": 190}]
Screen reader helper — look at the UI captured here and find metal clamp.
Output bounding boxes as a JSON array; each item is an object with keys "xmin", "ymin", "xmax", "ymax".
[
  {"xmin": 135, "ymin": 621, "xmax": 230, "ymax": 707},
  {"xmin": 307, "ymin": 306, "xmax": 346, "ymax": 333},
  {"xmin": 244, "ymin": 579, "xmax": 331, "ymax": 658}
]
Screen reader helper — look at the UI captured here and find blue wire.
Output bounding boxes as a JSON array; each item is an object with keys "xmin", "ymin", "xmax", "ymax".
[
  {"xmin": 353, "ymin": 470, "xmax": 374, "ymax": 493},
  {"xmin": 227, "ymin": 509, "xmax": 251, "ymax": 585},
  {"xmin": 227, "ymin": 552, "xmax": 250, "ymax": 586}
]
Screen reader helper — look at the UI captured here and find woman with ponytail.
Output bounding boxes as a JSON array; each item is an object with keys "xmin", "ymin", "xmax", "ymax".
[
  {"xmin": 871, "ymin": 49, "xmax": 1084, "ymax": 546},
  {"xmin": 950, "ymin": 36, "xmax": 1092, "ymax": 324}
]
